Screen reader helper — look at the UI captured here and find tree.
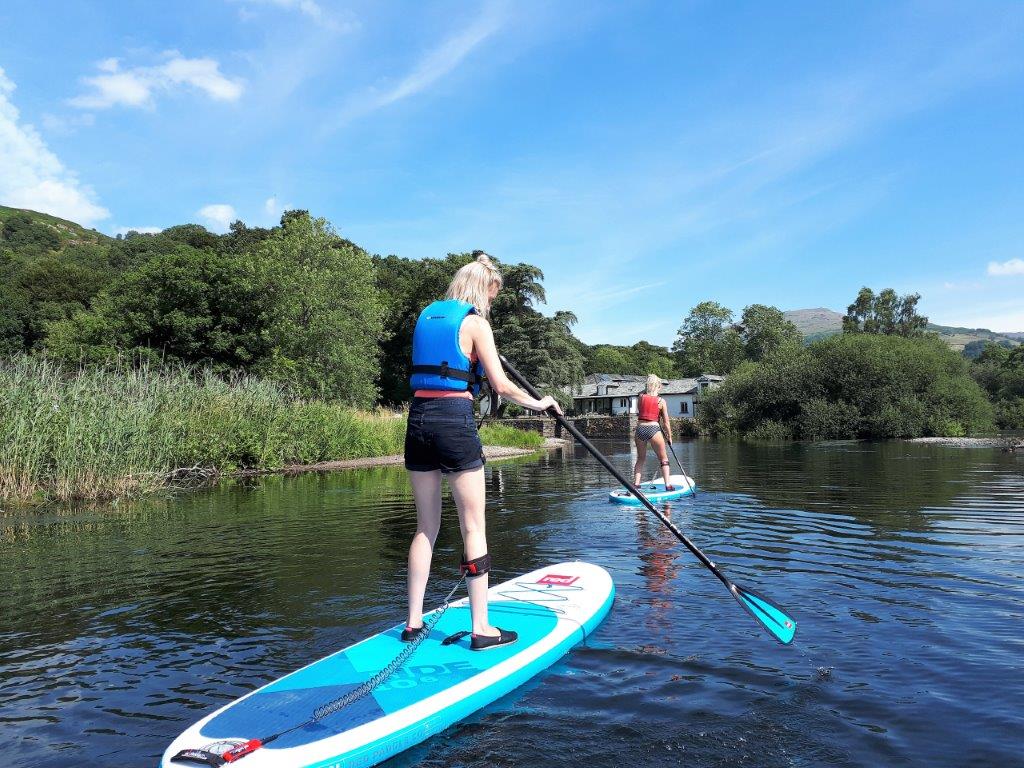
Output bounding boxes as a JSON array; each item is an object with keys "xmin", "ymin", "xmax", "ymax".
[
  {"xmin": 739, "ymin": 304, "xmax": 802, "ymax": 361},
  {"xmin": 701, "ymin": 334, "xmax": 994, "ymax": 439},
  {"xmin": 672, "ymin": 301, "xmax": 745, "ymax": 376},
  {"xmin": 842, "ymin": 287, "xmax": 928, "ymax": 337},
  {"xmin": 46, "ymin": 244, "xmax": 274, "ymax": 369},
  {"xmin": 252, "ymin": 213, "xmax": 385, "ymax": 406}
]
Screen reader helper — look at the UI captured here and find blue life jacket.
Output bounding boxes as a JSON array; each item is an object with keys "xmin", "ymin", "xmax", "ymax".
[{"xmin": 410, "ymin": 299, "xmax": 484, "ymax": 395}]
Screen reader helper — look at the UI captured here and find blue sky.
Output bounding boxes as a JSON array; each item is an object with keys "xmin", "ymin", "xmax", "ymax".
[{"xmin": 1, "ymin": 0, "xmax": 1023, "ymax": 344}]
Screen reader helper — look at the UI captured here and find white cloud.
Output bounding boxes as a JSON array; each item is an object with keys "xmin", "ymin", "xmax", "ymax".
[
  {"xmin": 114, "ymin": 226, "xmax": 162, "ymax": 236},
  {"xmin": 0, "ymin": 67, "xmax": 110, "ymax": 226},
  {"xmin": 332, "ymin": 4, "xmax": 504, "ymax": 126},
  {"xmin": 230, "ymin": 0, "xmax": 358, "ymax": 32},
  {"xmin": 69, "ymin": 55, "xmax": 244, "ymax": 110},
  {"xmin": 987, "ymin": 258, "xmax": 1024, "ymax": 276},
  {"xmin": 197, "ymin": 203, "xmax": 237, "ymax": 232}
]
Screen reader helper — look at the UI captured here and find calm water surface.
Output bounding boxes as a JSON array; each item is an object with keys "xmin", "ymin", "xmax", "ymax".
[{"xmin": 1, "ymin": 441, "xmax": 1022, "ymax": 767}]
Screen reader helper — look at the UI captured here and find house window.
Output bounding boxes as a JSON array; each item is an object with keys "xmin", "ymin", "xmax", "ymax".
[
  {"xmin": 680, "ymin": 401, "xmax": 689, "ymax": 414},
  {"xmin": 619, "ymin": 398, "xmax": 627, "ymax": 408}
]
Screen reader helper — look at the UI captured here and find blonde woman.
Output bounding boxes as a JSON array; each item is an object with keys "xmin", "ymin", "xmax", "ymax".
[
  {"xmin": 403, "ymin": 251, "xmax": 562, "ymax": 651},
  {"xmin": 633, "ymin": 374, "xmax": 674, "ymax": 489}
]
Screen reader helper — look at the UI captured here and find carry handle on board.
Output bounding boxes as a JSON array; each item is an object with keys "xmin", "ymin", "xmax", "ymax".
[{"xmin": 499, "ymin": 355, "xmax": 797, "ymax": 645}]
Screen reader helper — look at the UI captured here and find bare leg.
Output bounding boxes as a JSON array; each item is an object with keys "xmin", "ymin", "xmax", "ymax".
[
  {"xmin": 407, "ymin": 470, "xmax": 442, "ymax": 628},
  {"xmin": 651, "ymin": 432, "xmax": 672, "ymax": 486},
  {"xmin": 448, "ymin": 466, "xmax": 498, "ymax": 636},
  {"xmin": 633, "ymin": 435, "xmax": 648, "ymax": 485}
]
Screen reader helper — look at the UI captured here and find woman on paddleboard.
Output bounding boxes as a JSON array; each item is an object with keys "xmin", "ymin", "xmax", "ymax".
[
  {"xmin": 404, "ymin": 252, "xmax": 562, "ymax": 651},
  {"xmin": 633, "ymin": 374, "xmax": 674, "ymax": 490}
]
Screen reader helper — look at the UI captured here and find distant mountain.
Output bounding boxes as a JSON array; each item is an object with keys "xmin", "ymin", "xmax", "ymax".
[
  {"xmin": 0, "ymin": 205, "xmax": 113, "ymax": 248},
  {"xmin": 784, "ymin": 307, "xmax": 1022, "ymax": 351}
]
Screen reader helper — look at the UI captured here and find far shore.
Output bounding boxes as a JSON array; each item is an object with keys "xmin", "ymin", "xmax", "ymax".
[{"xmin": 231, "ymin": 437, "xmax": 569, "ymax": 477}]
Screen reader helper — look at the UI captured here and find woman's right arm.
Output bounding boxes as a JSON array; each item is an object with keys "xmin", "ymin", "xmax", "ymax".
[{"xmin": 468, "ymin": 316, "xmax": 563, "ymax": 414}]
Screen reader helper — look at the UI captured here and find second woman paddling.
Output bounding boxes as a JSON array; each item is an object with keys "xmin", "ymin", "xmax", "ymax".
[
  {"xmin": 404, "ymin": 252, "xmax": 562, "ymax": 651},
  {"xmin": 633, "ymin": 374, "xmax": 675, "ymax": 490}
]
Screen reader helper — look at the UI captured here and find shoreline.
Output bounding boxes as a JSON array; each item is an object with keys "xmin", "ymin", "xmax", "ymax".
[
  {"xmin": 232, "ymin": 437, "xmax": 569, "ymax": 477},
  {"xmin": 906, "ymin": 437, "xmax": 1023, "ymax": 450}
]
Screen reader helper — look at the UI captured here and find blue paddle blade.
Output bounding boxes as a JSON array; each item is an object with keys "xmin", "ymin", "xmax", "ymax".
[{"xmin": 732, "ymin": 584, "xmax": 797, "ymax": 644}]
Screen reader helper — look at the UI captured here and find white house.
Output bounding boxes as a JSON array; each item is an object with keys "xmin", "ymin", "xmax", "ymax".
[{"xmin": 571, "ymin": 373, "xmax": 724, "ymax": 419}]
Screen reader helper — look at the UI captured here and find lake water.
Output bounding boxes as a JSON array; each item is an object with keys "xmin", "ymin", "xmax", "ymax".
[{"xmin": 1, "ymin": 440, "xmax": 1022, "ymax": 767}]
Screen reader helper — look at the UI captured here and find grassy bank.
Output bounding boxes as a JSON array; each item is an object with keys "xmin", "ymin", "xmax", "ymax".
[{"xmin": 0, "ymin": 357, "xmax": 542, "ymax": 504}]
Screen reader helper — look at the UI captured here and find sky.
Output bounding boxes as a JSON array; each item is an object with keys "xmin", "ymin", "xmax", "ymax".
[{"xmin": 1, "ymin": 0, "xmax": 1023, "ymax": 345}]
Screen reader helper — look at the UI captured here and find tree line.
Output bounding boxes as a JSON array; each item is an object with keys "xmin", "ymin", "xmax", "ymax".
[{"xmin": 2, "ymin": 209, "xmax": 1020, "ymax": 435}]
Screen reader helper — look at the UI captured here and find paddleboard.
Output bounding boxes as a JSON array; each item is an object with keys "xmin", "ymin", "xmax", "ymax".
[
  {"xmin": 609, "ymin": 474, "xmax": 696, "ymax": 505},
  {"xmin": 161, "ymin": 561, "xmax": 614, "ymax": 768}
]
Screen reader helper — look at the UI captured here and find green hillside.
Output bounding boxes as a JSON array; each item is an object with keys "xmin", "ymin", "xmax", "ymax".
[
  {"xmin": 784, "ymin": 307, "xmax": 1022, "ymax": 351},
  {"xmin": 0, "ymin": 205, "xmax": 113, "ymax": 249}
]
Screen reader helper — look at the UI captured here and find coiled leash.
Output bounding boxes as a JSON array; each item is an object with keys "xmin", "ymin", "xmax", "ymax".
[{"xmin": 171, "ymin": 572, "xmax": 469, "ymax": 766}]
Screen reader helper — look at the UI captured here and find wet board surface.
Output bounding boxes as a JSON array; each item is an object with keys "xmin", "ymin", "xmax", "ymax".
[
  {"xmin": 609, "ymin": 474, "xmax": 696, "ymax": 505},
  {"xmin": 161, "ymin": 561, "xmax": 614, "ymax": 768}
]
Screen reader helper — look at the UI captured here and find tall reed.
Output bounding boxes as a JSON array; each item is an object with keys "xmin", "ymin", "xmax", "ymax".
[{"xmin": 0, "ymin": 357, "xmax": 407, "ymax": 503}]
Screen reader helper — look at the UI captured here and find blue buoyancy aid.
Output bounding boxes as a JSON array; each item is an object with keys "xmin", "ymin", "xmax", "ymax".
[{"xmin": 410, "ymin": 299, "xmax": 485, "ymax": 395}]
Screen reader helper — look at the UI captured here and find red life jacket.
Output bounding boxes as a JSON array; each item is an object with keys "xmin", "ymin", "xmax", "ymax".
[{"xmin": 638, "ymin": 394, "xmax": 660, "ymax": 421}]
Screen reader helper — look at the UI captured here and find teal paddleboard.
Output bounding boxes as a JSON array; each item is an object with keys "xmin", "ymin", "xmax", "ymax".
[
  {"xmin": 162, "ymin": 561, "xmax": 613, "ymax": 768},
  {"xmin": 609, "ymin": 474, "xmax": 696, "ymax": 505}
]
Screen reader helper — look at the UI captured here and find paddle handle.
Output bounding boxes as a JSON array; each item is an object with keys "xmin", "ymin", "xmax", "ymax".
[{"xmin": 499, "ymin": 356, "xmax": 727, "ymax": 586}]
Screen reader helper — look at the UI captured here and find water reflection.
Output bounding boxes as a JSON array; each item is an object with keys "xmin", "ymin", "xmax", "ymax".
[{"xmin": 0, "ymin": 441, "xmax": 1021, "ymax": 768}]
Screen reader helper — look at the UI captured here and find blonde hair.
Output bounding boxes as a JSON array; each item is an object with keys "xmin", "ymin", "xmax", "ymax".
[
  {"xmin": 646, "ymin": 374, "xmax": 662, "ymax": 395},
  {"xmin": 445, "ymin": 251, "xmax": 503, "ymax": 317}
]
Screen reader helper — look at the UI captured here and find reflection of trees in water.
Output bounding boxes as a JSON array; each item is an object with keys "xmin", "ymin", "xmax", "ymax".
[{"xmin": 697, "ymin": 440, "xmax": 1001, "ymax": 532}]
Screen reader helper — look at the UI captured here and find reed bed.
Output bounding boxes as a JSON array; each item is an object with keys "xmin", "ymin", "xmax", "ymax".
[
  {"xmin": 0, "ymin": 358, "xmax": 543, "ymax": 504},
  {"xmin": 0, "ymin": 357, "xmax": 408, "ymax": 503}
]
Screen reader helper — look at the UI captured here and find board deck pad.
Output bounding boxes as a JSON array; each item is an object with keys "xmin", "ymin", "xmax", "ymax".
[
  {"xmin": 609, "ymin": 474, "xmax": 696, "ymax": 505},
  {"xmin": 161, "ymin": 561, "xmax": 614, "ymax": 768}
]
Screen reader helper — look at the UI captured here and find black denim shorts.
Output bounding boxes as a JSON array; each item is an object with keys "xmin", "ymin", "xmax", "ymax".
[{"xmin": 404, "ymin": 397, "xmax": 485, "ymax": 473}]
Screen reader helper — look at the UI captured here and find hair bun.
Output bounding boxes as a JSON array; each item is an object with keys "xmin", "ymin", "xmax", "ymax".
[{"xmin": 472, "ymin": 250, "xmax": 493, "ymax": 266}]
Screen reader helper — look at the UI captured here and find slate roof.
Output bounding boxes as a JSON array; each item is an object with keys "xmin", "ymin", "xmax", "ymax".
[{"xmin": 573, "ymin": 373, "xmax": 722, "ymax": 399}]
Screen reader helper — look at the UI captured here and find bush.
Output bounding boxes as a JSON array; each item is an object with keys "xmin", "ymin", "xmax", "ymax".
[
  {"xmin": 700, "ymin": 333, "xmax": 995, "ymax": 440},
  {"xmin": 744, "ymin": 419, "xmax": 793, "ymax": 441}
]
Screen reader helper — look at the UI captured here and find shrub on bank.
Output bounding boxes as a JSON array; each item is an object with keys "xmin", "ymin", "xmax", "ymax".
[{"xmin": 700, "ymin": 334, "xmax": 995, "ymax": 440}]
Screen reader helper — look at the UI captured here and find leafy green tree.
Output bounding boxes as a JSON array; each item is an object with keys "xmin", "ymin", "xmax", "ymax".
[
  {"xmin": 585, "ymin": 345, "xmax": 632, "ymax": 374},
  {"xmin": 0, "ymin": 213, "xmax": 61, "ymax": 255},
  {"xmin": 252, "ymin": 213, "xmax": 385, "ymax": 406},
  {"xmin": 739, "ymin": 304, "xmax": 802, "ymax": 361},
  {"xmin": 46, "ymin": 244, "xmax": 274, "ymax": 369},
  {"xmin": 842, "ymin": 287, "xmax": 928, "ymax": 337},
  {"xmin": 701, "ymin": 334, "xmax": 993, "ymax": 439},
  {"xmin": 673, "ymin": 301, "xmax": 745, "ymax": 376}
]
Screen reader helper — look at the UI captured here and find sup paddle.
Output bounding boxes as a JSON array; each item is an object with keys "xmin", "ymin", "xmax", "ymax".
[
  {"xmin": 666, "ymin": 438, "xmax": 697, "ymax": 497},
  {"xmin": 500, "ymin": 356, "xmax": 797, "ymax": 645}
]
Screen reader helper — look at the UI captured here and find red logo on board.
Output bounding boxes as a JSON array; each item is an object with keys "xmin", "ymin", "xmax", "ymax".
[{"xmin": 538, "ymin": 573, "xmax": 579, "ymax": 586}]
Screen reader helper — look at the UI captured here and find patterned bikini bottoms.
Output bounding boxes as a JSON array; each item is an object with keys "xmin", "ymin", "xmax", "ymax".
[{"xmin": 635, "ymin": 423, "xmax": 661, "ymax": 442}]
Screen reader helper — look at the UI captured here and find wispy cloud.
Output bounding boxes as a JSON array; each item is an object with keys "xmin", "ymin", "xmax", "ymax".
[
  {"xmin": 987, "ymin": 258, "xmax": 1024, "ymax": 276},
  {"xmin": 331, "ymin": 3, "xmax": 505, "ymax": 127},
  {"xmin": 0, "ymin": 66, "xmax": 109, "ymax": 225},
  {"xmin": 231, "ymin": 0, "xmax": 359, "ymax": 32},
  {"xmin": 69, "ymin": 55, "xmax": 244, "ymax": 110}
]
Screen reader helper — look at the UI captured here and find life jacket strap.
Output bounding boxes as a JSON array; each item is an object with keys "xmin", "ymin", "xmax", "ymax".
[{"xmin": 410, "ymin": 363, "xmax": 475, "ymax": 383}]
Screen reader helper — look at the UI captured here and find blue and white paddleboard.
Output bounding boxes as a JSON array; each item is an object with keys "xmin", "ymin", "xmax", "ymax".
[
  {"xmin": 161, "ymin": 561, "xmax": 614, "ymax": 768},
  {"xmin": 609, "ymin": 474, "xmax": 696, "ymax": 505}
]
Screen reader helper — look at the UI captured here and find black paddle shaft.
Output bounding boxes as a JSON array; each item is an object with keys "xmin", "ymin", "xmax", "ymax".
[{"xmin": 499, "ymin": 356, "xmax": 728, "ymax": 589}]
